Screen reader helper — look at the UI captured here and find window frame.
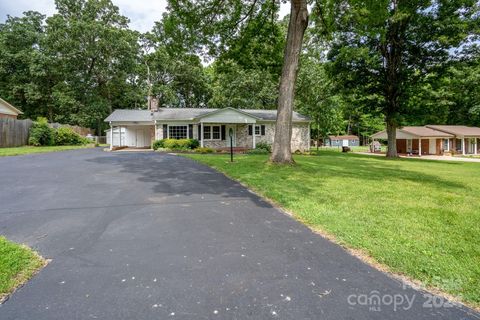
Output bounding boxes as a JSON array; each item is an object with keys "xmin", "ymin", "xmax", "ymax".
[
  {"xmin": 203, "ymin": 125, "xmax": 221, "ymax": 140},
  {"xmin": 248, "ymin": 124, "xmax": 265, "ymax": 136},
  {"xmin": 168, "ymin": 125, "xmax": 188, "ymax": 139}
]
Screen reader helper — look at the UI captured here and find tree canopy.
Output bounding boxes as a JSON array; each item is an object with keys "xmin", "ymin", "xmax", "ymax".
[{"xmin": 0, "ymin": 0, "xmax": 478, "ymax": 147}]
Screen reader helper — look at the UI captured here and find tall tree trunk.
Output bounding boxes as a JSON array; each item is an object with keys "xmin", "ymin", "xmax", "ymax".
[
  {"xmin": 386, "ymin": 117, "xmax": 398, "ymax": 157},
  {"xmin": 270, "ymin": 0, "xmax": 308, "ymax": 164}
]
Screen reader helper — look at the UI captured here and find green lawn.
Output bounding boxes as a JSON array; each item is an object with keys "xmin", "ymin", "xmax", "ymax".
[
  {"xmin": 0, "ymin": 145, "xmax": 93, "ymax": 157},
  {"xmin": 183, "ymin": 151, "xmax": 480, "ymax": 307},
  {"xmin": 0, "ymin": 236, "xmax": 45, "ymax": 301}
]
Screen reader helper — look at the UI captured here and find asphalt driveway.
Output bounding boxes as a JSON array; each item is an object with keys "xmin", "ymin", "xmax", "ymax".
[{"xmin": 0, "ymin": 148, "xmax": 478, "ymax": 319}]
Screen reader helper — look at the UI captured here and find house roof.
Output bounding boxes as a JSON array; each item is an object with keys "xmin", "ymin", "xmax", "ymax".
[
  {"xmin": 400, "ymin": 126, "xmax": 453, "ymax": 137},
  {"xmin": 105, "ymin": 108, "xmax": 311, "ymax": 123},
  {"xmin": 328, "ymin": 135, "xmax": 359, "ymax": 140},
  {"xmin": 425, "ymin": 125, "xmax": 480, "ymax": 137},
  {"xmin": 105, "ymin": 109, "xmax": 153, "ymax": 122},
  {"xmin": 0, "ymin": 97, "xmax": 23, "ymax": 115}
]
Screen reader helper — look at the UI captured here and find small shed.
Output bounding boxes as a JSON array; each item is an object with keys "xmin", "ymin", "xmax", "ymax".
[
  {"xmin": 325, "ymin": 135, "xmax": 360, "ymax": 147},
  {"xmin": 370, "ymin": 140, "xmax": 382, "ymax": 153}
]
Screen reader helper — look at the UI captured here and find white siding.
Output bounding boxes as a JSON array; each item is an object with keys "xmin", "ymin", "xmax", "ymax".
[{"xmin": 200, "ymin": 109, "xmax": 257, "ymax": 124}]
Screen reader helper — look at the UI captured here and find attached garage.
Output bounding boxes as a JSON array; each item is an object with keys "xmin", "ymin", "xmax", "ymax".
[{"xmin": 106, "ymin": 126, "xmax": 153, "ymax": 148}]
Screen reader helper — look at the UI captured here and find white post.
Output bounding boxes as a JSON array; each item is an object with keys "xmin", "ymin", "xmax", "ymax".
[
  {"xmin": 462, "ymin": 138, "xmax": 466, "ymax": 155},
  {"xmin": 252, "ymin": 124, "xmax": 256, "ymax": 149},
  {"xmin": 418, "ymin": 138, "xmax": 422, "ymax": 156},
  {"xmin": 446, "ymin": 138, "xmax": 450, "ymax": 152},
  {"xmin": 119, "ymin": 126, "xmax": 122, "ymax": 147},
  {"xmin": 200, "ymin": 122, "xmax": 204, "ymax": 147},
  {"xmin": 475, "ymin": 138, "xmax": 478, "ymax": 155},
  {"xmin": 109, "ymin": 122, "xmax": 113, "ymax": 150}
]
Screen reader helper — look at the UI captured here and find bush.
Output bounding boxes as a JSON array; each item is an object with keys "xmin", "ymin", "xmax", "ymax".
[
  {"xmin": 154, "ymin": 138, "xmax": 199, "ymax": 150},
  {"xmin": 195, "ymin": 147, "xmax": 215, "ymax": 154},
  {"xmin": 189, "ymin": 139, "xmax": 200, "ymax": 149},
  {"xmin": 152, "ymin": 139, "xmax": 165, "ymax": 150},
  {"xmin": 247, "ymin": 148, "xmax": 269, "ymax": 155},
  {"xmin": 255, "ymin": 141, "xmax": 271, "ymax": 152},
  {"xmin": 28, "ymin": 117, "xmax": 54, "ymax": 146},
  {"xmin": 54, "ymin": 127, "xmax": 89, "ymax": 145}
]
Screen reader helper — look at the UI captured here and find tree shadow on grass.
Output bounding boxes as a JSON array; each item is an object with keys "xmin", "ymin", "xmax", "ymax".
[{"xmin": 296, "ymin": 152, "xmax": 467, "ymax": 190}]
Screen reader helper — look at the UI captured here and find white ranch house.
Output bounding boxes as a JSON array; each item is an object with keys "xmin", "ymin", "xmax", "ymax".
[{"xmin": 105, "ymin": 107, "xmax": 311, "ymax": 151}]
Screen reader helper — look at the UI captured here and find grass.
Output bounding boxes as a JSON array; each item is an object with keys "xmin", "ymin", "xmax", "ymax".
[
  {"xmin": 317, "ymin": 145, "xmax": 387, "ymax": 153},
  {"xmin": 183, "ymin": 150, "xmax": 480, "ymax": 307},
  {"xmin": 0, "ymin": 236, "xmax": 45, "ymax": 301},
  {"xmin": 0, "ymin": 145, "xmax": 93, "ymax": 157}
]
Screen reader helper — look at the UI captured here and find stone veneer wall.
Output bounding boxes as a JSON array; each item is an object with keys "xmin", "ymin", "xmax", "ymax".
[
  {"xmin": 155, "ymin": 122, "xmax": 310, "ymax": 151},
  {"xmin": 237, "ymin": 123, "xmax": 310, "ymax": 151}
]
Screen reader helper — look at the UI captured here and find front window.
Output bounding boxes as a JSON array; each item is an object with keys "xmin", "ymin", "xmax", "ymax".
[
  {"xmin": 443, "ymin": 139, "xmax": 449, "ymax": 151},
  {"xmin": 203, "ymin": 125, "xmax": 221, "ymax": 140},
  {"xmin": 212, "ymin": 126, "xmax": 221, "ymax": 139},
  {"xmin": 254, "ymin": 125, "xmax": 260, "ymax": 136},
  {"xmin": 169, "ymin": 125, "xmax": 188, "ymax": 139}
]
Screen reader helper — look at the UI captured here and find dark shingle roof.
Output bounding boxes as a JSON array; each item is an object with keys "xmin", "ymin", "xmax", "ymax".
[{"xmin": 105, "ymin": 108, "xmax": 310, "ymax": 122}]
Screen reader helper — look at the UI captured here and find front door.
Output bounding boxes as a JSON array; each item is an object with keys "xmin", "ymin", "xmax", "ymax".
[
  {"xmin": 136, "ymin": 129, "xmax": 145, "ymax": 147},
  {"xmin": 429, "ymin": 138, "xmax": 436, "ymax": 155},
  {"xmin": 342, "ymin": 139, "xmax": 349, "ymax": 147},
  {"xmin": 226, "ymin": 125, "xmax": 236, "ymax": 147}
]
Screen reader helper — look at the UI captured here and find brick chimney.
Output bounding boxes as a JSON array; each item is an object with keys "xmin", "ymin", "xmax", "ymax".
[{"xmin": 148, "ymin": 96, "xmax": 158, "ymax": 112}]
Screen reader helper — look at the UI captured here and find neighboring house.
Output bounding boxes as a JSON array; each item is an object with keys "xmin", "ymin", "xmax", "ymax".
[
  {"xmin": 371, "ymin": 125, "xmax": 480, "ymax": 155},
  {"xmin": 324, "ymin": 135, "xmax": 360, "ymax": 147},
  {"xmin": 0, "ymin": 98, "xmax": 23, "ymax": 119},
  {"xmin": 104, "ymin": 107, "xmax": 311, "ymax": 151}
]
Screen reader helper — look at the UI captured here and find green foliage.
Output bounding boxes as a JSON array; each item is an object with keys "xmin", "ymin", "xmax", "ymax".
[
  {"xmin": 194, "ymin": 147, "xmax": 215, "ymax": 154},
  {"xmin": 255, "ymin": 141, "xmax": 271, "ymax": 152},
  {"xmin": 247, "ymin": 148, "xmax": 269, "ymax": 155},
  {"xmin": 152, "ymin": 139, "xmax": 165, "ymax": 150},
  {"xmin": 54, "ymin": 127, "xmax": 89, "ymax": 145},
  {"xmin": 322, "ymin": 0, "xmax": 479, "ymax": 131},
  {"xmin": 28, "ymin": 117, "xmax": 54, "ymax": 146},
  {"xmin": 155, "ymin": 138, "xmax": 199, "ymax": 150}
]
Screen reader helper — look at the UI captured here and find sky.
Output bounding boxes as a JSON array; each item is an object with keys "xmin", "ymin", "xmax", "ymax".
[{"xmin": 0, "ymin": 0, "xmax": 290, "ymax": 33}]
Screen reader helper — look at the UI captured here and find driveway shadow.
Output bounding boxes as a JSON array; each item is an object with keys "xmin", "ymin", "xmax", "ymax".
[{"xmin": 88, "ymin": 152, "xmax": 273, "ymax": 208}]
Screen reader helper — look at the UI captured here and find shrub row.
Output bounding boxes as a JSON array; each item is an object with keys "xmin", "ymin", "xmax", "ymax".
[
  {"xmin": 28, "ymin": 117, "xmax": 90, "ymax": 146},
  {"xmin": 152, "ymin": 138, "xmax": 200, "ymax": 151}
]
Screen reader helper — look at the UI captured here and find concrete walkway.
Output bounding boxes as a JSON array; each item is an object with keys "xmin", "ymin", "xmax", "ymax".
[
  {"xmin": 0, "ymin": 148, "xmax": 478, "ymax": 319},
  {"xmin": 356, "ymin": 152, "xmax": 480, "ymax": 162}
]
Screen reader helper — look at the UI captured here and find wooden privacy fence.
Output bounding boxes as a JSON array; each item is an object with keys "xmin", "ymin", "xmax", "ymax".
[
  {"xmin": 0, "ymin": 118, "xmax": 93, "ymax": 147},
  {"xmin": 49, "ymin": 122, "xmax": 93, "ymax": 136},
  {"xmin": 0, "ymin": 118, "xmax": 33, "ymax": 147}
]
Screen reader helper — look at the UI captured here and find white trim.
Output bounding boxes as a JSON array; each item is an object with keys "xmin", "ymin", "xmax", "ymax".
[
  {"xmin": 462, "ymin": 138, "xmax": 466, "ymax": 155},
  {"xmin": 202, "ymin": 125, "xmax": 222, "ymax": 141},
  {"xmin": 200, "ymin": 123, "xmax": 204, "ymax": 147},
  {"xmin": 0, "ymin": 97, "xmax": 23, "ymax": 115},
  {"xmin": 195, "ymin": 107, "xmax": 262, "ymax": 121},
  {"xmin": 419, "ymin": 138, "xmax": 422, "ymax": 156},
  {"xmin": 109, "ymin": 122, "xmax": 113, "ymax": 150},
  {"xmin": 167, "ymin": 124, "xmax": 188, "ymax": 139}
]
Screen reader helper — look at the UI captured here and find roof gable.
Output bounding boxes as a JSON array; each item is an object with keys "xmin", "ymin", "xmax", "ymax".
[
  {"xmin": 0, "ymin": 98, "xmax": 23, "ymax": 115},
  {"xmin": 196, "ymin": 107, "xmax": 259, "ymax": 123}
]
